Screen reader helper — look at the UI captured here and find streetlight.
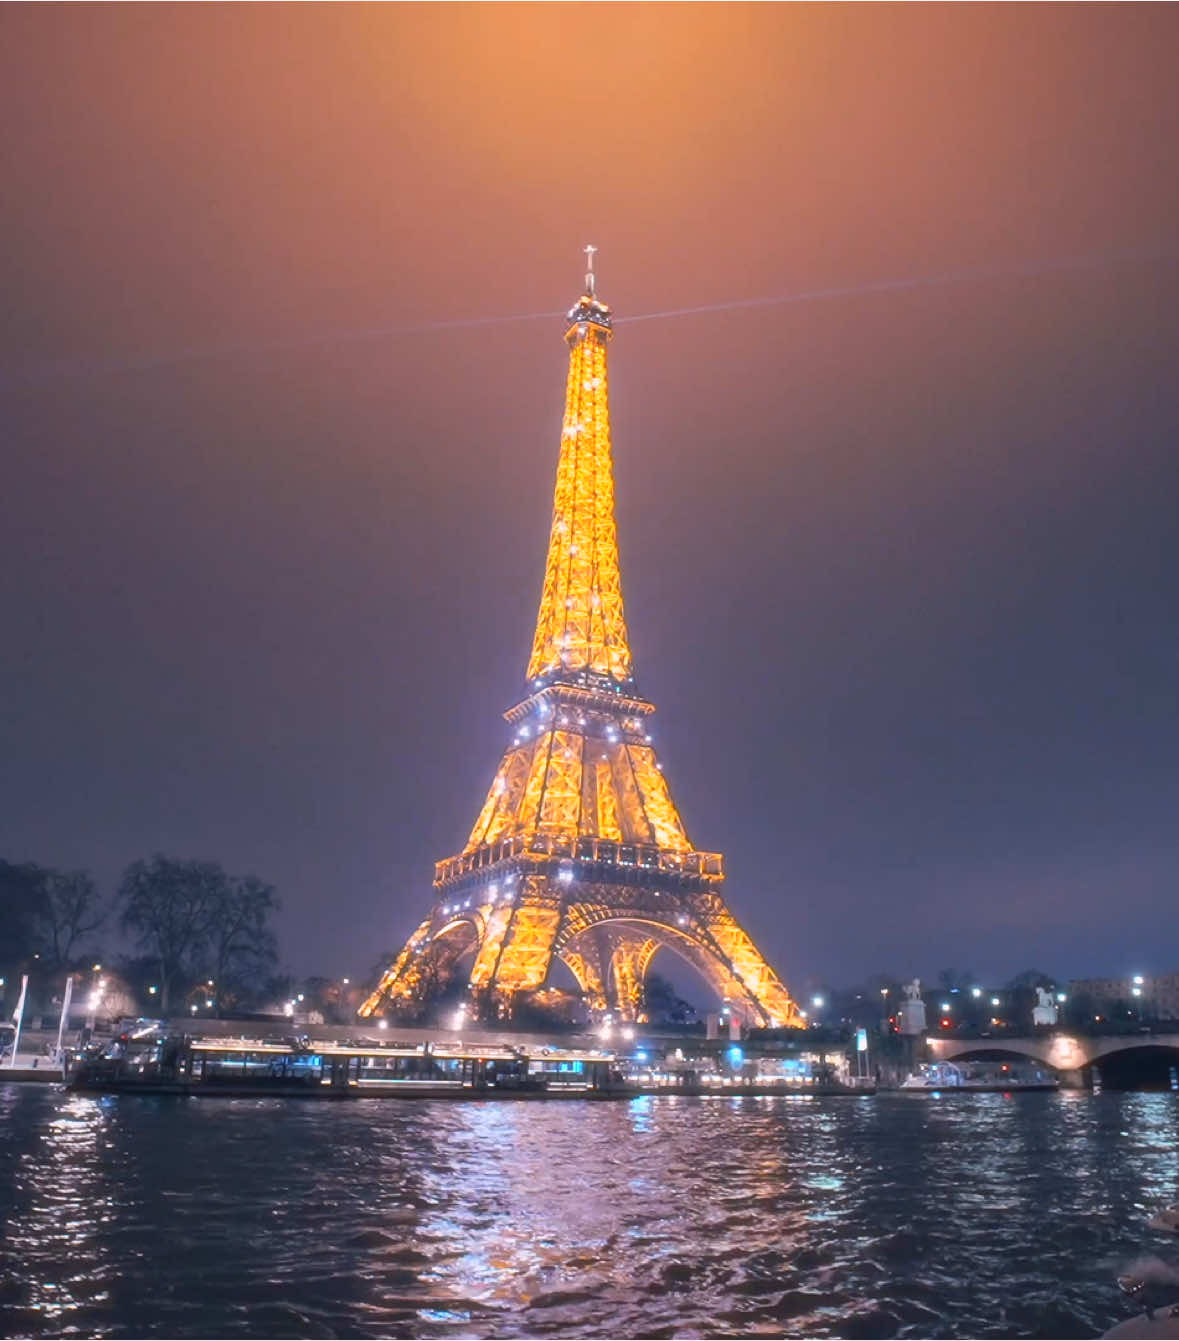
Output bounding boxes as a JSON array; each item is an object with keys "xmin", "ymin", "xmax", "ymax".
[
  {"xmin": 991, "ymin": 997, "xmax": 1001, "ymax": 1007},
  {"xmin": 812, "ymin": 995, "xmax": 825, "ymax": 1010},
  {"xmin": 971, "ymin": 987, "xmax": 982, "ymax": 999}
]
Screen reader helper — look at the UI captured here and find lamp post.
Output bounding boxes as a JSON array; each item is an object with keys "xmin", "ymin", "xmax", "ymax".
[{"xmin": 811, "ymin": 995, "xmax": 824, "ymax": 1030}]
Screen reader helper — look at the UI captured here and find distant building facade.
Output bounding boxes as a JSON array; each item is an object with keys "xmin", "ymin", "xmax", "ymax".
[{"xmin": 1068, "ymin": 973, "xmax": 1179, "ymax": 1023}]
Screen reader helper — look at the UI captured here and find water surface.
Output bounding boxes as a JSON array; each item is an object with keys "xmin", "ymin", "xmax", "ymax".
[{"xmin": 2, "ymin": 1085, "xmax": 1177, "ymax": 1338}]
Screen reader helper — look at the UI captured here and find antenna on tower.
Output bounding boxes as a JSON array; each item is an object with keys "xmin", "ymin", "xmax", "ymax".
[{"xmin": 584, "ymin": 244, "xmax": 597, "ymax": 298}]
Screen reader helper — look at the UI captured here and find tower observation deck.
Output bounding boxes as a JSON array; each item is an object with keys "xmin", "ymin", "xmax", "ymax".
[{"xmin": 361, "ymin": 253, "xmax": 801, "ymax": 1028}]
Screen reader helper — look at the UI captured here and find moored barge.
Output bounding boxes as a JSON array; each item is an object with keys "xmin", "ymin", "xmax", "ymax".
[{"xmin": 69, "ymin": 1032, "xmax": 627, "ymax": 1099}]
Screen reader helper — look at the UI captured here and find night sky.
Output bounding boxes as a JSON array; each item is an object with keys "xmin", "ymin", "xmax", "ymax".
[{"xmin": 3, "ymin": 5, "xmax": 1178, "ymax": 997}]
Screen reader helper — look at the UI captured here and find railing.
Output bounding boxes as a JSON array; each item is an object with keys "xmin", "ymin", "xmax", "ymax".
[{"xmin": 434, "ymin": 834, "xmax": 723, "ymax": 886}]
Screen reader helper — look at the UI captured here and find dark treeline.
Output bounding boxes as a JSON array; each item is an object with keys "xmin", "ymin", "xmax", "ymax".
[{"xmin": 1, "ymin": 854, "xmax": 280, "ymax": 1018}]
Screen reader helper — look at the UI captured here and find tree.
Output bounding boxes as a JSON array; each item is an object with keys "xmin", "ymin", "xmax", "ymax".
[
  {"xmin": 36, "ymin": 868, "xmax": 105, "ymax": 970},
  {"xmin": 936, "ymin": 967, "xmax": 976, "ymax": 996},
  {"xmin": 0, "ymin": 860, "xmax": 44, "ymax": 968},
  {"xmin": 373, "ymin": 942, "xmax": 467, "ymax": 1025},
  {"xmin": 207, "ymin": 875, "xmax": 279, "ymax": 1015},
  {"xmin": 118, "ymin": 855, "xmax": 225, "ymax": 1014},
  {"xmin": 641, "ymin": 972, "xmax": 698, "ymax": 1026},
  {"xmin": 1005, "ymin": 968, "xmax": 1057, "ymax": 991}
]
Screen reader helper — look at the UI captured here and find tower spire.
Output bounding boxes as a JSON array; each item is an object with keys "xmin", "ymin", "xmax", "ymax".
[{"xmin": 528, "ymin": 255, "xmax": 631, "ymax": 686}]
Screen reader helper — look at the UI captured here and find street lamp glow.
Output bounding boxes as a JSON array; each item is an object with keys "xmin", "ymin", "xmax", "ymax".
[
  {"xmin": 971, "ymin": 987, "xmax": 982, "ymax": 998},
  {"xmin": 1133, "ymin": 975, "xmax": 1145, "ymax": 986},
  {"xmin": 1132, "ymin": 987, "xmax": 1143, "ymax": 998},
  {"xmin": 992, "ymin": 997, "xmax": 1001, "ymax": 1007},
  {"xmin": 812, "ymin": 996, "xmax": 824, "ymax": 1009},
  {"xmin": 941, "ymin": 1002, "xmax": 951, "ymax": 1012},
  {"xmin": 1056, "ymin": 992, "xmax": 1067, "ymax": 1003}
]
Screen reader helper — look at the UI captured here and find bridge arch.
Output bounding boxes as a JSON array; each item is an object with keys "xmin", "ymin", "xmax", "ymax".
[
  {"xmin": 930, "ymin": 1033, "xmax": 1179, "ymax": 1085},
  {"xmin": 1083, "ymin": 1042, "xmax": 1179, "ymax": 1090}
]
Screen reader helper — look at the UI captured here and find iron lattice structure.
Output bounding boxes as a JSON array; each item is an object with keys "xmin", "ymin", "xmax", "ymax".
[{"xmin": 361, "ymin": 263, "xmax": 801, "ymax": 1028}]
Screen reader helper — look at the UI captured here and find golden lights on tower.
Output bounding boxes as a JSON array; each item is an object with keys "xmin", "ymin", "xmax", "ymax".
[{"xmin": 361, "ymin": 252, "xmax": 801, "ymax": 1029}]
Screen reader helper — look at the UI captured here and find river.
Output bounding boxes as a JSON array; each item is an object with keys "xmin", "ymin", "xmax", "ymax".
[{"xmin": 1, "ymin": 1084, "xmax": 1177, "ymax": 1338}]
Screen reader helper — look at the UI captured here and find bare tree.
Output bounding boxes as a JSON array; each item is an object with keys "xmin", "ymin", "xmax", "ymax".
[
  {"xmin": 37, "ymin": 869, "xmax": 105, "ymax": 969},
  {"xmin": 118, "ymin": 856, "xmax": 225, "ymax": 1014},
  {"xmin": 207, "ymin": 875, "xmax": 279, "ymax": 1014}
]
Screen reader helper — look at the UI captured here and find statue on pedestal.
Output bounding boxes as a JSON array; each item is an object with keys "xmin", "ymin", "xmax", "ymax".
[
  {"xmin": 1032, "ymin": 986, "xmax": 1058, "ymax": 1028},
  {"xmin": 899, "ymin": 978, "xmax": 927, "ymax": 1036}
]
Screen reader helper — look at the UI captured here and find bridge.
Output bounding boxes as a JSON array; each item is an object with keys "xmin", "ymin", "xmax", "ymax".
[{"xmin": 926, "ymin": 1032, "xmax": 1179, "ymax": 1077}]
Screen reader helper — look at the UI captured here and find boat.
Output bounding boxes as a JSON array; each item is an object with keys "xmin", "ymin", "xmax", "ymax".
[
  {"xmin": 68, "ymin": 1030, "xmax": 628, "ymax": 1100},
  {"xmin": 900, "ymin": 1060, "xmax": 1059, "ymax": 1092},
  {"xmin": 623, "ymin": 1069, "xmax": 875, "ymax": 1097}
]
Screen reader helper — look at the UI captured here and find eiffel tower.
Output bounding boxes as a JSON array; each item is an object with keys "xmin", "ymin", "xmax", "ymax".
[{"xmin": 361, "ymin": 252, "xmax": 801, "ymax": 1029}]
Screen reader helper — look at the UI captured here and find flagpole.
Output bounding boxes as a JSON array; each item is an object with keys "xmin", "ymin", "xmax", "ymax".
[
  {"xmin": 9, "ymin": 974, "xmax": 29, "ymax": 1068},
  {"xmin": 55, "ymin": 975, "xmax": 74, "ymax": 1064}
]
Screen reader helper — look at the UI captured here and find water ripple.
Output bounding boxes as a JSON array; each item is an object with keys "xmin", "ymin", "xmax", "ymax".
[{"xmin": 2, "ymin": 1086, "xmax": 1178, "ymax": 1337}]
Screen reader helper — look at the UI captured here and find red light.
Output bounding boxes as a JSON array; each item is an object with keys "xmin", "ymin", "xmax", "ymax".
[
  {"xmin": 941, "ymin": 1018, "xmax": 951, "ymax": 1028},
  {"xmin": 1001, "ymin": 1064, "xmax": 1009, "ymax": 1072}
]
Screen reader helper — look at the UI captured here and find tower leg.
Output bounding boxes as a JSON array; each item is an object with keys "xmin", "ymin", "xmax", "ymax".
[
  {"xmin": 482, "ymin": 875, "xmax": 562, "ymax": 1012},
  {"xmin": 559, "ymin": 943, "xmax": 609, "ymax": 1014},
  {"xmin": 607, "ymin": 931, "xmax": 659, "ymax": 1022}
]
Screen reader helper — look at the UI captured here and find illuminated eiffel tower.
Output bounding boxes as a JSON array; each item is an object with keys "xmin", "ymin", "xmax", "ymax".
[{"xmin": 361, "ymin": 251, "xmax": 801, "ymax": 1028}]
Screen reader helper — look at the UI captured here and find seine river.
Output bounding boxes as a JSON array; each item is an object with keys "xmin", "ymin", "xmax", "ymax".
[{"xmin": 2, "ymin": 1084, "xmax": 1177, "ymax": 1339}]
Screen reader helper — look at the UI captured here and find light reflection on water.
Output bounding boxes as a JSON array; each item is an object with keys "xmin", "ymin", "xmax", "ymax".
[{"xmin": 1, "ymin": 1085, "xmax": 1178, "ymax": 1338}]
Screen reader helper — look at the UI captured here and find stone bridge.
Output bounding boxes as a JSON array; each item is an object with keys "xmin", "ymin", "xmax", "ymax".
[{"xmin": 927, "ymin": 1032, "xmax": 1179, "ymax": 1075}]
